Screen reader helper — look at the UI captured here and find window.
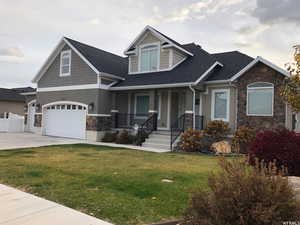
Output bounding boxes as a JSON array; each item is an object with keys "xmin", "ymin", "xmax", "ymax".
[
  {"xmin": 60, "ymin": 50, "xmax": 71, "ymax": 76},
  {"xmin": 212, "ymin": 89, "xmax": 229, "ymax": 121},
  {"xmin": 139, "ymin": 44, "xmax": 159, "ymax": 72},
  {"xmin": 135, "ymin": 95, "xmax": 149, "ymax": 118},
  {"xmin": 247, "ymin": 82, "xmax": 274, "ymax": 116}
]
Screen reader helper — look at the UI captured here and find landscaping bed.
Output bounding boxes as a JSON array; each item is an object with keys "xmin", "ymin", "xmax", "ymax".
[{"xmin": 0, "ymin": 144, "xmax": 219, "ymax": 225}]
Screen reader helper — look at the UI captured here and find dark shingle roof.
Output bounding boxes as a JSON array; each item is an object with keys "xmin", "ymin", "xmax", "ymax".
[
  {"xmin": 65, "ymin": 37, "xmax": 128, "ymax": 77},
  {"xmin": 206, "ymin": 51, "xmax": 254, "ymax": 81},
  {"xmin": 113, "ymin": 43, "xmax": 218, "ymax": 87},
  {"xmin": 149, "ymin": 27, "xmax": 193, "ymax": 54},
  {"xmin": 0, "ymin": 88, "xmax": 25, "ymax": 102},
  {"xmin": 12, "ymin": 87, "xmax": 36, "ymax": 93}
]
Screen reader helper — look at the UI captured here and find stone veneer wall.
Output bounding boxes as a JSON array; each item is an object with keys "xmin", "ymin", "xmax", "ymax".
[
  {"xmin": 184, "ymin": 113, "xmax": 193, "ymax": 130},
  {"xmin": 236, "ymin": 62, "xmax": 286, "ymax": 130},
  {"xmin": 34, "ymin": 114, "xmax": 42, "ymax": 127},
  {"xmin": 86, "ymin": 116, "xmax": 112, "ymax": 131}
]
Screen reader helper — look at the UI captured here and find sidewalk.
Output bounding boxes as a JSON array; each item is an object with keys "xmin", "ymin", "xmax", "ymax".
[{"xmin": 0, "ymin": 184, "xmax": 113, "ymax": 225}]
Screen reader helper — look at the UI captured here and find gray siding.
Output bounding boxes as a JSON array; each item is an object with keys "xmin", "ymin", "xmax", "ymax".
[
  {"xmin": 173, "ymin": 49, "xmax": 185, "ymax": 66},
  {"xmin": 37, "ymin": 89, "xmax": 111, "ymax": 114},
  {"xmin": 38, "ymin": 44, "xmax": 97, "ymax": 88},
  {"xmin": 201, "ymin": 84, "xmax": 237, "ymax": 132}
]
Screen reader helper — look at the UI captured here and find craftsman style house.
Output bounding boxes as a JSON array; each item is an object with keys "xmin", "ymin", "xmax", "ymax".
[{"xmin": 28, "ymin": 26, "xmax": 292, "ymax": 149}]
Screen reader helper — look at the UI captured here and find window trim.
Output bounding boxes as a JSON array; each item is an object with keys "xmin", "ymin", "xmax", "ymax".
[
  {"xmin": 134, "ymin": 93, "xmax": 150, "ymax": 119},
  {"xmin": 211, "ymin": 89, "xmax": 230, "ymax": 122},
  {"xmin": 138, "ymin": 42, "xmax": 160, "ymax": 73},
  {"xmin": 246, "ymin": 82, "xmax": 274, "ymax": 117},
  {"xmin": 60, "ymin": 50, "xmax": 72, "ymax": 77}
]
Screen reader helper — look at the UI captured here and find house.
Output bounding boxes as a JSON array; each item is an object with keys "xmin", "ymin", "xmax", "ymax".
[
  {"xmin": 0, "ymin": 87, "xmax": 35, "ymax": 117},
  {"xmin": 30, "ymin": 25, "xmax": 293, "ymax": 149}
]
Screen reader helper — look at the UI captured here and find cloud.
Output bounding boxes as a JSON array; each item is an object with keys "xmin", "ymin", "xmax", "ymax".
[
  {"xmin": 151, "ymin": 0, "xmax": 244, "ymax": 23},
  {"xmin": 0, "ymin": 47, "xmax": 24, "ymax": 57},
  {"xmin": 88, "ymin": 18, "xmax": 100, "ymax": 25},
  {"xmin": 253, "ymin": 0, "xmax": 300, "ymax": 26}
]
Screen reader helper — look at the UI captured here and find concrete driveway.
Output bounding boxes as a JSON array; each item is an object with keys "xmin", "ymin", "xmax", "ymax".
[{"xmin": 0, "ymin": 133, "xmax": 82, "ymax": 150}]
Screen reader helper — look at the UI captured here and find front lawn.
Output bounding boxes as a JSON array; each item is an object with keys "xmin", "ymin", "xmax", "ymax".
[{"xmin": 0, "ymin": 144, "xmax": 219, "ymax": 225}]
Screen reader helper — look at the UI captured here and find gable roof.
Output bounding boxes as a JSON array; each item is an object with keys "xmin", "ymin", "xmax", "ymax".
[
  {"xmin": 32, "ymin": 37, "xmax": 127, "ymax": 83},
  {"xmin": 124, "ymin": 25, "xmax": 193, "ymax": 56},
  {"xmin": 229, "ymin": 56, "xmax": 290, "ymax": 81},
  {"xmin": 111, "ymin": 43, "xmax": 220, "ymax": 89},
  {"xmin": 64, "ymin": 38, "xmax": 128, "ymax": 78},
  {"xmin": 204, "ymin": 51, "xmax": 254, "ymax": 81},
  {"xmin": 0, "ymin": 88, "xmax": 25, "ymax": 102}
]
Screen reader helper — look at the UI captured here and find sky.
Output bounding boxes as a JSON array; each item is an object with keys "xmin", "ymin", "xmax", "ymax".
[{"xmin": 0, "ymin": 0, "xmax": 299, "ymax": 88}]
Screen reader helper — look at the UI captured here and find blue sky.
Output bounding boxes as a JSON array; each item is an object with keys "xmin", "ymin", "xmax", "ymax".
[{"xmin": 0, "ymin": 0, "xmax": 299, "ymax": 88}]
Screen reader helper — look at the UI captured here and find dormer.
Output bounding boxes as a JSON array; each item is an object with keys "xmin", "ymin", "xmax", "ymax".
[{"xmin": 124, "ymin": 26, "xmax": 193, "ymax": 74}]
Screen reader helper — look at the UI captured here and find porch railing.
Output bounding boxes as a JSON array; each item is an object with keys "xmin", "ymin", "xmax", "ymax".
[
  {"xmin": 170, "ymin": 113, "xmax": 185, "ymax": 151},
  {"xmin": 114, "ymin": 113, "xmax": 149, "ymax": 129},
  {"xmin": 137, "ymin": 113, "xmax": 158, "ymax": 145}
]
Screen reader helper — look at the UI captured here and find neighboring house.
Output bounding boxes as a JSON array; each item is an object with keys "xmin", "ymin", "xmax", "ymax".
[
  {"xmin": 30, "ymin": 25, "xmax": 293, "ymax": 149},
  {"xmin": 0, "ymin": 88, "xmax": 27, "ymax": 117}
]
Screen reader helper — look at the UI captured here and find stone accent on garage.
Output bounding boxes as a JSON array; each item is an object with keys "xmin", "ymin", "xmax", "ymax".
[
  {"xmin": 236, "ymin": 62, "xmax": 286, "ymax": 130},
  {"xmin": 34, "ymin": 114, "xmax": 42, "ymax": 127},
  {"xmin": 86, "ymin": 115, "xmax": 112, "ymax": 131}
]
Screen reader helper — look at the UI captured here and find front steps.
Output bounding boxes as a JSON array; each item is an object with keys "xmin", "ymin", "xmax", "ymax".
[{"xmin": 142, "ymin": 131, "xmax": 180, "ymax": 151}]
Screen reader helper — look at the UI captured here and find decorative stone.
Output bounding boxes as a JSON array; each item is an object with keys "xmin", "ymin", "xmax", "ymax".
[
  {"xmin": 34, "ymin": 114, "xmax": 42, "ymax": 127},
  {"xmin": 211, "ymin": 140, "xmax": 231, "ymax": 154},
  {"xmin": 236, "ymin": 62, "xmax": 286, "ymax": 130},
  {"xmin": 86, "ymin": 116, "xmax": 112, "ymax": 131},
  {"xmin": 161, "ymin": 179, "xmax": 174, "ymax": 183}
]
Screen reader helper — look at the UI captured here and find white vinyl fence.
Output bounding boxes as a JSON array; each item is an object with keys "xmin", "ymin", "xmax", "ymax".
[{"xmin": 0, "ymin": 113, "xmax": 24, "ymax": 133}]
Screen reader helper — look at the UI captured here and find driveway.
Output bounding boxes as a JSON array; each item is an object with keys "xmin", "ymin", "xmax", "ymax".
[
  {"xmin": 0, "ymin": 184, "xmax": 113, "ymax": 225},
  {"xmin": 0, "ymin": 132, "xmax": 170, "ymax": 153},
  {"xmin": 0, "ymin": 133, "xmax": 81, "ymax": 150}
]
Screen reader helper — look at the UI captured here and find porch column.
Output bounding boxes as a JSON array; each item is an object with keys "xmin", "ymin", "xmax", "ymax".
[
  {"xmin": 111, "ymin": 92, "xmax": 118, "ymax": 128},
  {"xmin": 148, "ymin": 90, "xmax": 158, "ymax": 131},
  {"xmin": 184, "ymin": 89, "xmax": 194, "ymax": 129}
]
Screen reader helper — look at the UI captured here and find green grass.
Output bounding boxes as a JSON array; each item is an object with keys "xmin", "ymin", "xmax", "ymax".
[{"xmin": 0, "ymin": 144, "xmax": 220, "ymax": 225}]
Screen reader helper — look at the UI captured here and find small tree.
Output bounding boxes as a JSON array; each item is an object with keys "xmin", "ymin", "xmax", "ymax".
[{"xmin": 281, "ymin": 45, "xmax": 300, "ymax": 112}]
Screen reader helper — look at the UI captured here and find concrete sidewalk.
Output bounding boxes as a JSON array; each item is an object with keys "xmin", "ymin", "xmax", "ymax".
[{"xmin": 0, "ymin": 184, "xmax": 113, "ymax": 225}]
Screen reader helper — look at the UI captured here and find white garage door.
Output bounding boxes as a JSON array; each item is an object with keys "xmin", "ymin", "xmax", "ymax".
[{"xmin": 43, "ymin": 103, "xmax": 87, "ymax": 139}]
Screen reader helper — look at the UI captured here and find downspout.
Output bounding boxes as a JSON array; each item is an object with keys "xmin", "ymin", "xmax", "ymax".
[{"xmin": 189, "ymin": 84, "xmax": 196, "ymax": 129}]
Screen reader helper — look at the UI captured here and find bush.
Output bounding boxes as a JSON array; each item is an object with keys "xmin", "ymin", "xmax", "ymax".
[
  {"xmin": 182, "ymin": 158, "xmax": 300, "ymax": 225},
  {"xmin": 205, "ymin": 120, "xmax": 230, "ymax": 141},
  {"xmin": 249, "ymin": 128, "xmax": 300, "ymax": 176},
  {"xmin": 115, "ymin": 130, "xmax": 132, "ymax": 144},
  {"xmin": 180, "ymin": 129, "xmax": 204, "ymax": 152},
  {"xmin": 101, "ymin": 131, "xmax": 118, "ymax": 142},
  {"xmin": 232, "ymin": 126, "xmax": 256, "ymax": 154}
]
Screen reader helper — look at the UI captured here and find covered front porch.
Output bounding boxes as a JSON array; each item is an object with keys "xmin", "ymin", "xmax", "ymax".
[{"xmin": 110, "ymin": 88, "xmax": 204, "ymax": 132}]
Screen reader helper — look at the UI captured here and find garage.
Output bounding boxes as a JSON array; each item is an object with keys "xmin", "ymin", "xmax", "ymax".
[{"xmin": 43, "ymin": 102, "xmax": 87, "ymax": 139}]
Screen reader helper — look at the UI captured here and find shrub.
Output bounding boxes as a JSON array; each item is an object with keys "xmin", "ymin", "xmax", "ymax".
[
  {"xmin": 101, "ymin": 131, "xmax": 118, "ymax": 142},
  {"xmin": 115, "ymin": 130, "xmax": 132, "ymax": 144},
  {"xmin": 204, "ymin": 120, "xmax": 230, "ymax": 141},
  {"xmin": 248, "ymin": 128, "xmax": 300, "ymax": 176},
  {"xmin": 182, "ymin": 158, "xmax": 300, "ymax": 225},
  {"xmin": 180, "ymin": 129, "xmax": 204, "ymax": 152},
  {"xmin": 232, "ymin": 126, "xmax": 256, "ymax": 154}
]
